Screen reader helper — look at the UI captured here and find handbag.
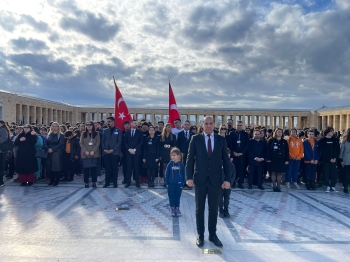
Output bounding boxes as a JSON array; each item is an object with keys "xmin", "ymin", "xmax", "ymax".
[
  {"xmin": 35, "ymin": 148, "xmax": 48, "ymax": 158},
  {"xmin": 0, "ymin": 138, "xmax": 14, "ymax": 152},
  {"xmin": 82, "ymin": 158, "xmax": 97, "ymax": 168}
]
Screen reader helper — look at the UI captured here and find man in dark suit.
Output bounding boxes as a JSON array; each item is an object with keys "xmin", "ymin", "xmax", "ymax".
[
  {"xmin": 248, "ymin": 130, "xmax": 266, "ymax": 190},
  {"xmin": 101, "ymin": 117, "xmax": 123, "ymax": 188},
  {"xmin": 229, "ymin": 120, "xmax": 249, "ymax": 189},
  {"xmin": 186, "ymin": 116, "xmax": 231, "ymax": 248},
  {"xmin": 124, "ymin": 120, "xmax": 144, "ymax": 188},
  {"xmin": 176, "ymin": 120, "xmax": 192, "ymax": 190},
  {"xmin": 176, "ymin": 120, "xmax": 192, "ymax": 164}
]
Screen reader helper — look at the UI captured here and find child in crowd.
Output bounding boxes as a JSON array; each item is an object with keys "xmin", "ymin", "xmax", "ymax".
[
  {"xmin": 165, "ymin": 148, "xmax": 185, "ymax": 217},
  {"xmin": 219, "ymin": 148, "xmax": 236, "ymax": 218}
]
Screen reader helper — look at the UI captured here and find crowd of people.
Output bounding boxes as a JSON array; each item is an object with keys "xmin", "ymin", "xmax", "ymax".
[{"xmin": 0, "ymin": 117, "xmax": 349, "ymax": 213}]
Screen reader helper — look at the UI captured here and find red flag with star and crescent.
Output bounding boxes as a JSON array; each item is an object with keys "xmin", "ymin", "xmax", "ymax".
[
  {"xmin": 168, "ymin": 82, "xmax": 180, "ymax": 128},
  {"xmin": 113, "ymin": 77, "xmax": 132, "ymax": 131}
]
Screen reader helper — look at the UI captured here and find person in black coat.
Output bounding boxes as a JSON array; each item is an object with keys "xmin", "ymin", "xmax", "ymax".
[
  {"xmin": 218, "ymin": 148, "xmax": 236, "ymax": 218},
  {"xmin": 176, "ymin": 120, "xmax": 193, "ymax": 189},
  {"xmin": 176, "ymin": 120, "xmax": 192, "ymax": 165},
  {"xmin": 14, "ymin": 125, "xmax": 38, "ymax": 186},
  {"xmin": 143, "ymin": 126, "xmax": 160, "ymax": 187},
  {"xmin": 248, "ymin": 130, "xmax": 266, "ymax": 190},
  {"xmin": 44, "ymin": 122, "xmax": 65, "ymax": 186},
  {"xmin": 160, "ymin": 124, "xmax": 176, "ymax": 187},
  {"xmin": 124, "ymin": 120, "xmax": 144, "ymax": 188},
  {"xmin": 266, "ymin": 128, "xmax": 289, "ymax": 192},
  {"xmin": 62, "ymin": 131, "xmax": 80, "ymax": 182},
  {"xmin": 186, "ymin": 116, "xmax": 231, "ymax": 248},
  {"xmin": 101, "ymin": 117, "xmax": 123, "ymax": 188},
  {"xmin": 229, "ymin": 120, "xmax": 249, "ymax": 189}
]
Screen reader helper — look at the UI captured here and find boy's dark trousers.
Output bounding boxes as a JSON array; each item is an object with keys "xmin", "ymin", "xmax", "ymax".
[
  {"xmin": 63, "ymin": 153, "xmax": 76, "ymax": 181},
  {"xmin": 218, "ymin": 188, "xmax": 231, "ymax": 211}
]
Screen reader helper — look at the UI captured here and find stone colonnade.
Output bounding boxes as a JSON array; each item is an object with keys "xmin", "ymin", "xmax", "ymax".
[{"xmin": 79, "ymin": 108, "xmax": 311, "ymax": 130}]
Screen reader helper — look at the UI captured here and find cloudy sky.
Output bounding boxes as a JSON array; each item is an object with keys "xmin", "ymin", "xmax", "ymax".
[{"xmin": 0, "ymin": 0, "xmax": 349, "ymax": 109}]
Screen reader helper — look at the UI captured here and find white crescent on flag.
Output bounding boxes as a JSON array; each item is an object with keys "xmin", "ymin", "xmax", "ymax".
[
  {"xmin": 117, "ymin": 98, "xmax": 125, "ymax": 108},
  {"xmin": 170, "ymin": 104, "xmax": 178, "ymax": 111}
]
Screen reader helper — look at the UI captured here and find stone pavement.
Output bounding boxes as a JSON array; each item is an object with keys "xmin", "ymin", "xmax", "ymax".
[{"xmin": 1, "ymin": 174, "xmax": 350, "ymax": 262}]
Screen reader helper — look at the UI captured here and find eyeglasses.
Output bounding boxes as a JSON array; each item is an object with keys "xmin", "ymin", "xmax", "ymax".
[
  {"xmin": 24, "ymin": 126, "xmax": 30, "ymax": 129},
  {"xmin": 220, "ymin": 128, "xmax": 227, "ymax": 130},
  {"xmin": 86, "ymin": 124, "xmax": 93, "ymax": 126}
]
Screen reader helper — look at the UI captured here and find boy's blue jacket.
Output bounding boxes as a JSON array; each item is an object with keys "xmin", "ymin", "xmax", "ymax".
[
  {"xmin": 303, "ymin": 139, "xmax": 320, "ymax": 161},
  {"xmin": 165, "ymin": 161, "xmax": 186, "ymax": 184}
]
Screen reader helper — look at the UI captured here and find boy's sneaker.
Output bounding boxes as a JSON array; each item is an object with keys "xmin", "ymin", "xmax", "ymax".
[
  {"xmin": 285, "ymin": 182, "xmax": 290, "ymax": 189},
  {"xmin": 293, "ymin": 182, "xmax": 300, "ymax": 190},
  {"xmin": 175, "ymin": 207, "xmax": 182, "ymax": 216},
  {"xmin": 325, "ymin": 186, "xmax": 330, "ymax": 193},
  {"xmin": 331, "ymin": 187, "xmax": 338, "ymax": 192},
  {"xmin": 170, "ymin": 207, "xmax": 176, "ymax": 217}
]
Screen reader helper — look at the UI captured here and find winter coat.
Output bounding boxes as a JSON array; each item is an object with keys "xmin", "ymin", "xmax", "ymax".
[
  {"xmin": 44, "ymin": 133, "xmax": 65, "ymax": 172},
  {"xmin": 14, "ymin": 132, "xmax": 38, "ymax": 174},
  {"xmin": 339, "ymin": 140, "xmax": 350, "ymax": 166}
]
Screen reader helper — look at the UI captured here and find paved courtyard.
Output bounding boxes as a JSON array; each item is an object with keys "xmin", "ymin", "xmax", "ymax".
[{"xmin": 1, "ymin": 174, "xmax": 350, "ymax": 262}]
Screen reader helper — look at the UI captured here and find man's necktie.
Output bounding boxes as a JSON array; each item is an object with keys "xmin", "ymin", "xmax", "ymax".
[{"xmin": 207, "ymin": 135, "xmax": 212, "ymax": 158}]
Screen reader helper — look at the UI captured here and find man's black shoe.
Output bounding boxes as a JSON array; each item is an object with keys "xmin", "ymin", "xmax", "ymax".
[
  {"xmin": 196, "ymin": 236, "xmax": 204, "ymax": 247},
  {"xmin": 224, "ymin": 210, "xmax": 230, "ymax": 218},
  {"xmin": 248, "ymin": 185, "xmax": 252, "ymax": 189},
  {"xmin": 238, "ymin": 184, "xmax": 244, "ymax": 189},
  {"xmin": 344, "ymin": 188, "xmax": 349, "ymax": 193},
  {"xmin": 122, "ymin": 180, "xmax": 126, "ymax": 184},
  {"xmin": 209, "ymin": 235, "xmax": 223, "ymax": 247},
  {"xmin": 124, "ymin": 184, "xmax": 130, "ymax": 188},
  {"xmin": 136, "ymin": 184, "xmax": 140, "ymax": 188},
  {"xmin": 103, "ymin": 184, "xmax": 109, "ymax": 188},
  {"xmin": 258, "ymin": 186, "xmax": 265, "ymax": 190},
  {"xmin": 113, "ymin": 184, "xmax": 118, "ymax": 188}
]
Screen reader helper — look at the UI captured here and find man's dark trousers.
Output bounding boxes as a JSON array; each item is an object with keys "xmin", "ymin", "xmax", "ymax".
[
  {"xmin": 104, "ymin": 154, "xmax": 119, "ymax": 186},
  {"xmin": 126, "ymin": 154, "xmax": 141, "ymax": 185},
  {"xmin": 195, "ymin": 178, "xmax": 221, "ymax": 236}
]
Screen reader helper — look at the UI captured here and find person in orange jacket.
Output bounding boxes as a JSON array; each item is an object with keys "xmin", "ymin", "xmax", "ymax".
[{"xmin": 285, "ymin": 128, "xmax": 304, "ymax": 189}]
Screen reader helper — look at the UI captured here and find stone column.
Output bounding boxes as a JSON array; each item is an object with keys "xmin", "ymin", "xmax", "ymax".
[
  {"xmin": 242, "ymin": 115, "xmax": 246, "ymax": 126},
  {"xmin": 272, "ymin": 116, "xmax": 276, "ymax": 129},
  {"xmin": 16, "ymin": 104, "xmax": 22, "ymax": 124},
  {"xmin": 29, "ymin": 106, "xmax": 35, "ymax": 124},
  {"xmin": 53, "ymin": 109, "xmax": 56, "ymax": 122},
  {"xmin": 295, "ymin": 116, "xmax": 300, "ymax": 129},
  {"xmin": 347, "ymin": 114, "xmax": 350, "ymax": 129},
  {"xmin": 287, "ymin": 116, "xmax": 292, "ymax": 128},
  {"xmin": 196, "ymin": 115, "xmax": 200, "ymax": 126},
  {"xmin": 49, "ymin": 108, "xmax": 53, "ymax": 123},
  {"xmin": 22, "ymin": 105, "xmax": 29, "ymax": 124},
  {"xmin": 36, "ymin": 107, "xmax": 42, "ymax": 124},
  {"xmin": 42, "ymin": 108, "xmax": 47, "ymax": 125}
]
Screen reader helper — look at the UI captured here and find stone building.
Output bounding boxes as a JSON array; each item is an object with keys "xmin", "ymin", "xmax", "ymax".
[{"xmin": 1, "ymin": 90, "xmax": 349, "ymax": 130}]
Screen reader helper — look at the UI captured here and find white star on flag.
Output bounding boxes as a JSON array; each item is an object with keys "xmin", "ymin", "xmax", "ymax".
[{"xmin": 118, "ymin": 112, "xmax": 125, "ymax": 120}]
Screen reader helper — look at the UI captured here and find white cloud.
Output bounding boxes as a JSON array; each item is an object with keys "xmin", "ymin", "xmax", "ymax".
[{"xmin": 0, "ymin": 0, "xmax": 349, "ymax": 109}]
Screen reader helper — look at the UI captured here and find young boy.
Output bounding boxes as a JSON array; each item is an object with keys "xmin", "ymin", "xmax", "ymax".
[
  {"xmin": 63, "ymin": 131, "xmax": 80, "ymax": 182},
  {"xmin": 219, "ymin": 148, "xmax": 236, "ymax": 218},
  {"xmin": 165, "ymin": 147, "xmax": 185, "ymax": 217}
]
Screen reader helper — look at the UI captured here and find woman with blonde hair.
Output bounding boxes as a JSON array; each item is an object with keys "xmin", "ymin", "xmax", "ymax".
[
  {"xmin": 340, "ymin": 128, "xmax": 350, "ymax": 193},
  {"xmin": 266, "ymin": 128, "xmax": 289, "ymax": 192},
  {"xmin": 159, "ymin": 123, "xmax": 176, "ymax": 187},
  {"xmin": 44, "ymin": 122, "xmax": 65, "ymax": 186}
]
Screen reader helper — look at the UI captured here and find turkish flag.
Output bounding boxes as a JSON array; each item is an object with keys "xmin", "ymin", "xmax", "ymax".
[
  {"xmin": 168, "ymin": 82, "xmax": 180, "ymax": 128},
  {"xmin": 114, "ymin": 78, "xmax": 132, "ymax": 131}
]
